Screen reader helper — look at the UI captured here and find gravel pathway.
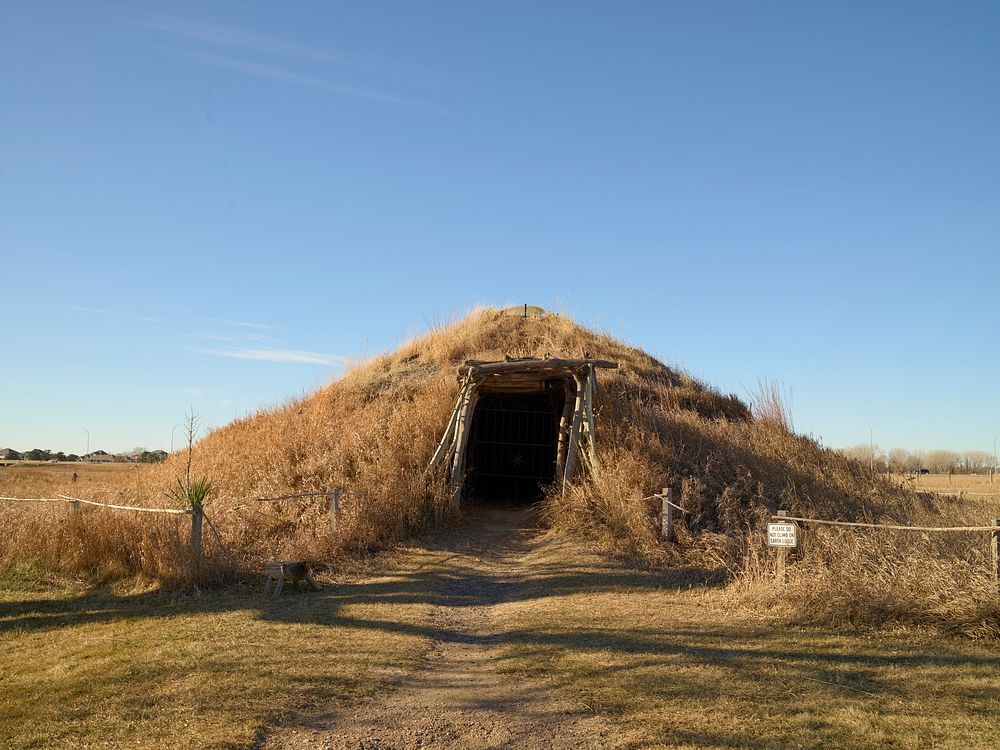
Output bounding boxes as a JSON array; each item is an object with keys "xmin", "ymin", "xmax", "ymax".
[{"xmin": 262, "ymin": 508, "xmax": 620, "ymax": 750}]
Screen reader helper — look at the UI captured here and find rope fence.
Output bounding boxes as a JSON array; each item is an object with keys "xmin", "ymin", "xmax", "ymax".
[
  {"xmin": 0, "ymin": 495, "xmax": 191, "ymax": 514},
  {"xmin": 770, "ymin": 514, "xmax": 1000, "ymax": 533},
  {"xmin": 768, "ymin": 511, "xmax": 1000, "ymax": 591},
  {"xmin": 923, "ymin": 490, "xmax": 1000, "ymax": 497},
  {"xmin": 255, "ymin": 491, "xmax": 333, "ymax": 502},
  {"xmin": 645, "ymin": 487, "xmax": 1000, "ymax": 592},
  {"xmin": 0, "ymin": 488, "xmax": 314, "ymax": 576},
  {"xmin": 59, "ymin": 494, "xmax": 193, "ymax": 514}
]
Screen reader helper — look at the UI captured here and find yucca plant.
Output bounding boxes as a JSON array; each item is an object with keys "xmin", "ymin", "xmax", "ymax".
[{"xmin": 170, "ymin": 409, "xmax": 213, "ymax": 509}]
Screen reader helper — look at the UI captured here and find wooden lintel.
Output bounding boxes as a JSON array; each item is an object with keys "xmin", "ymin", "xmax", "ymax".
[
  {"xmin": 477, "ymin": 381, "xmax": 552, "ymax": 393},
  {"xmin": 459, "ymin": 357, "xmax": 617, "ymax": 378}
]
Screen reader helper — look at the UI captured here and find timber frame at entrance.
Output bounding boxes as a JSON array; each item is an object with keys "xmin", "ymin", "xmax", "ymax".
[{"xmin": 427, "ymin": 356, "xmax": 618, "ymax": 503}]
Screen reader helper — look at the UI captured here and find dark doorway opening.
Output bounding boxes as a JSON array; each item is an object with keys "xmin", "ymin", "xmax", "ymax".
[{"xmin": 466, "ymin": 391, "xmax": 561, "ymax": 504}]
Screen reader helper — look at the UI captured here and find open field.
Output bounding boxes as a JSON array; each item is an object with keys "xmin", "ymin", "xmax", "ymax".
[
  {"xmin": 3, "ymin": 509, "xmax": 1000, "ymax": 750},
  {"xmin": 896, "ymin": 472, "xmax": 1000, "ymax": 495},
  {"xmin": 0, "ymin": 461, "xmax": 138, "ymax": 497}
]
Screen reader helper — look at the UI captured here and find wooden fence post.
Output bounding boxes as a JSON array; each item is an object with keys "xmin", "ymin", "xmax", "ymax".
[
  {"xmin": 661, "ymin": 487, "xmax": 675, "ymax": 542},
  {"xmin": 991, "ymin": 519, "xmax": 999, "ymax": 593},
  {"xmin": 776, "ymin": 510, "xmax": 788, "ymax": 583},
  {"xmin": 191, "ymin": 505, "xmax": 203, "ymax": 578},
  {"xmin": 68, "ymin": 499, "xmax": 80, "ymax": 518},
  {"xmin": 329, "ymin": 488, "xmax": 341, "ymax": 535}
]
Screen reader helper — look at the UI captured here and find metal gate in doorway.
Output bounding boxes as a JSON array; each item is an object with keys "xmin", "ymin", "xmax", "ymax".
[{"xmin": 466, "ymin": 394, "xmax": 558, "ymax": 503}]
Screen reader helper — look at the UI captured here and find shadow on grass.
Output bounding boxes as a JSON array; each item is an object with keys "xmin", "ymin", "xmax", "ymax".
[
  {"xmin": 0, "ymin": 562, "xmax": 711, "ymax": 633},
  {"xmin": 4, "ymin": 516, "xmax": 1000, "ymax": 686}
]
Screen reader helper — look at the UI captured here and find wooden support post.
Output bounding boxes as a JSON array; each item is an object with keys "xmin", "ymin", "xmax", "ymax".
[
  {"xmin": 68, "ymin": 499, "xmax": 80, "ymax": 518},
  {"xmin": 555, "ymin": 382, "xmax": 574, "ymax": 479},
  {"xmin": 449, "ymin": 384, "xmax": 479, "ymax": 505},
  {"xmin": 581, "ymin": 365, "xmax": 598, "ymax": 474},
  {"xmin": 562, "ymin": 373, "xmax": 586, "ymax": 483},
  {"xmin": 191, "ymin": 505, "xmax": 204, "ymax": 579},
  {"xmin": 428, "ymin": 381, "xmax": 469, "ymax": 472},
  {"xmin": 329, "ymin": 488, "xmax": 341, "ymax": 535},
  {"xmin": 776, "ymin": 510, "xmax": 788, "ymax": 583},
  {"xmin": 991, "ymin": 519, "xmax": 999, "ymax": 593},
  {"xmin": 661, "ymin": 487, "xmax": 675, "ymax": 542}
]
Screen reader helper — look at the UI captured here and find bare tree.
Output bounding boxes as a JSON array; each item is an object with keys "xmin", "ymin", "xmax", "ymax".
[
  {"xmin": 887, "ymin": 447, "xmax": 910, "ymax": 474},
  {"xmin": 960, "ymin": 451, "xmax": 992, "ymax": 473},
  {"xmin": 925, "ymin": 450, "xmax": 959, "ymax": 474}
]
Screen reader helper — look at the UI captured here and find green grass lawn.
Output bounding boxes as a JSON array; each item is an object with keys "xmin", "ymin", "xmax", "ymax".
[
  {"xmin": 493, "ymin": 540, "xmax": 1000, "ymax": 750},
  {"xmin": 5, "ymin": 531, "xmax": 1000, "ymax": 750},
  {"xmin": 0, "ymin": 553, "xmax": 443, "ymax": 750}
]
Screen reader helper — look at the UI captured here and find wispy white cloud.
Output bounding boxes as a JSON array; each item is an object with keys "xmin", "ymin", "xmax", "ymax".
[
  {"xmin": 187, "ymin": 331, "xmax": 280, "ymax": 344},
  {"xmin": 195, "ymin": 316, "xmax": 284, "ymax": 331},
  {"xmin": 121, "ymin": 14, "xmax": 433, "ymax": 111},
  {"xmin": 169, "ymin": 49, "xmax": 415, "ymax": 107},
  {"xmin": 195, "ymin": 347, "xmax": 347, "ymax": 366},
  {"xmin": 69, "ymin": 305, "xmax": 160, "ymax": 323},
  {"xmin": 187, "ymin": 333, "xmax": 232, "ymax": 342},
  {"xmin": 241, "ymin": 332, "xmax": 281, "ymax": 343},
  {"xmin": 125, "ymin": 14, "xmax": 344, "ymax": 63}
]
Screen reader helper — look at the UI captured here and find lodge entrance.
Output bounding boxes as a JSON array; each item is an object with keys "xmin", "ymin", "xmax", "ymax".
[
  {"xmin": 466, "ymin": 393, "xmax": 560, "ymax": 504},
  {"xmin": 426, "ymin": 355, "xmax": 618, "ymax": 507}
]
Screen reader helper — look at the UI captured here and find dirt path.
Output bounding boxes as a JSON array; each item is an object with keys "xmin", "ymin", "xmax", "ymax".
[{"xmin": 263, "ymin": 508, "xmax": 621, "ymax": 750}]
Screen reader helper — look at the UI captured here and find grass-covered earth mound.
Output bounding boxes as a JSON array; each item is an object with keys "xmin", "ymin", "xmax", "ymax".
[{"xmin": 5, "ymin": 307, "xmax": 997, "ymax": 636}]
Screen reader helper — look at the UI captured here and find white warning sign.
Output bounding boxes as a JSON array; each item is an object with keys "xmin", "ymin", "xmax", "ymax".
[{"xmin": 768, "ymin": 522, "xmax": 798, "ymax": 548}]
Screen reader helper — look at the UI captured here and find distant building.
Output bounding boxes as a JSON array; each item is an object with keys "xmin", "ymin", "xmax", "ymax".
[
  {"xmin": 0, "ymin": 448, "xmax": 22, "ymax": 460},
  {"xmin": 83, "ymin": 450, "xmax": 115, "ymax": 464}
]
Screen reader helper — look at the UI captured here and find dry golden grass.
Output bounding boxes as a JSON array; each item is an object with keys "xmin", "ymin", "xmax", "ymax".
[
  {"xmin": 896, "ymin": 472, "xmax": 1000, "ymax": 495},
  {"xmin": 0, "ymin": 462, "xmax": 136, "ymax": 496},
  {"xmin": 727, "ymin": 485, "xmax": 1000, "ymax": 637}
]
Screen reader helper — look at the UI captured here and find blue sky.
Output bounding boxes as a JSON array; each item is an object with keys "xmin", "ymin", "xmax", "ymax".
[{"xmin": 1, "ymin": 1, "xmax": 997, "ymax": 455}]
